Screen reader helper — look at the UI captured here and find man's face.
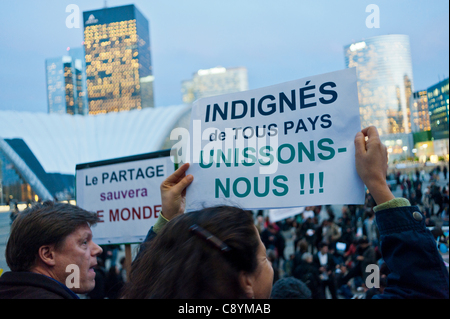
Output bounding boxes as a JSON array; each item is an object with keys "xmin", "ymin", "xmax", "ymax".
[{"xmin": 53, "ymin": 224, "xmax": 102, "ymax": 294}]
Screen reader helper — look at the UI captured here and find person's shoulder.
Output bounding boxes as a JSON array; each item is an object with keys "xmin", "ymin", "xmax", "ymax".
[{"xmin": 0, "ymin": 271, "xmax": 75, "ymax": 299}]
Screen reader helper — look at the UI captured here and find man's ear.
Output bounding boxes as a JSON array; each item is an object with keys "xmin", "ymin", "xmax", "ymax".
[
  {"xmin": 239, "ymin": 271, "xmax": 254, "ymax": 299},
  {"xmin": 37, "ymin": 245, "xmax": 57, "ymax": 267}
]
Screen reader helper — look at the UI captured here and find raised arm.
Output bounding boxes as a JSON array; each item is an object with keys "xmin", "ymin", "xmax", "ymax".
[
  {"xmin": 354, "ymin": 126, "xmax": 394, "ymax": 205},
  {"xmin": 160, "ymin": 162, "xmax": 193, "ymax": 220},
  {"xmin": 355, "ymin": 126, "xmax": 449, "ymax": 299}
]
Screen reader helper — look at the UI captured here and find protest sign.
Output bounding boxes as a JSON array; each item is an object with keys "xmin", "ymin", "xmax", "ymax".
[
  {"xmin": 76, "ymin": 150, "xmax": 174, "ymax": 245},
  {"xmin": 268, "ymin": 207, "xmax": 305, "ymax": 223},
  {"xmin": 185, "ymin": 68, "xmax": 364, "ymax": 211}
]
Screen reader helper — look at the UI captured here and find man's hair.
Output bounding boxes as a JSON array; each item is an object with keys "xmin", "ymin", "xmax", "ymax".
[{"xmin": 6, "ymin": 200, "xmax": 100, "ymax": 272}]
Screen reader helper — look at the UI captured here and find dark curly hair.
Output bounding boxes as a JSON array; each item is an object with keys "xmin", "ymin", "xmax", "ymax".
[{"xmin": 121, "ymin": 206, "xmax": 260, "ymax": 299}]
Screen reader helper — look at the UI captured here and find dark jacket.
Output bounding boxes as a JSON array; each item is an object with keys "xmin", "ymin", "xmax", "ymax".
[
  {"xmin": 293, "ymin": 262, "xmax": 322, "ymax": 299},
  {"xmin": 374, "ymin": 205, "xmax": 449, "ymax": 299},
  {"xmin": 312, "ymin": 252, "xmax": 336, "ymax": 273},
  {"xmin": 137, "ymin": 204, "xmax": 449, "ymax": 299},
  {"xmin": 0, "ymin": 272, "xmax": 78, "ymax": 299}
]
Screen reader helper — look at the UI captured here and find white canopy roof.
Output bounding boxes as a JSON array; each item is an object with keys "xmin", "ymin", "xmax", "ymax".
[{"xmin": 0, "ymin": 105, "xmax": 190, "ymax": 176}]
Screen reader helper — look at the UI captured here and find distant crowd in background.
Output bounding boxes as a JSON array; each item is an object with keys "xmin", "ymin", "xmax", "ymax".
[
  {"xmin": 255, "ymin": 163, "xmax": 449, "ymax": 299},
  {"xmin": 391, "ymin": 165, "xmax": 449, "ymax": 225}
]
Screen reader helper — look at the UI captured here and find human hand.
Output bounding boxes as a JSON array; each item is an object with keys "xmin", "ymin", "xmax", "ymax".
[
  {"xmin": 354, "ymin": 126, "xmax": 395, "ymax": 205},
  {"xmin": 160, "ymin": 163, "xmax": 193, "ymax": 220}
]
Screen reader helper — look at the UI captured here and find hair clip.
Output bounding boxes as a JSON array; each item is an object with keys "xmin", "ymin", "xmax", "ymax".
[{"xmin": 189, "ymin": 224, "xmax": 231, "ymax": 253}]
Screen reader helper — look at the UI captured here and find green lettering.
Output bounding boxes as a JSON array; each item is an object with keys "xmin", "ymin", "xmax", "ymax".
[
  {"xmin": 318, "ymin": 138, "xmax": 335, "ymax": 160},
  {"xmin": 258, "ymin": 146, "xmax": 274, "ymax": 166},
  {"xmin": 199, "ymin": 150, "xmax": 214, "ymax": 169},
  {"xmin": 233, "ymin": 177, "xmax": 251, "ymax": 198},
  {"xmin": 215, "ymin": 178, "xmax": 230, "ymax": 198},
  {"xmin": 298, "ymin": 140, "xmax": 315, "ymax": 162},
  {"xmin": 242, "ymin": 147, "xmax": 257, "ymax": 167},
  {"xmin": 277, "ymin": 144, "xmax": 295, "ymax": 164},
  {"xmin": 216, "ymin": 149, "xmax": 232, "ymax": 167},
  {"xmin": 254, "ymin": 176, "xmax": 270, "ymax": 197},
  {"xmin": 272, "ymin": 175, "xmax": 289, "ymax": 196}
]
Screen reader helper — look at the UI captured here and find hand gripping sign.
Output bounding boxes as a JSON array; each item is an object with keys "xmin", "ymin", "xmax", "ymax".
[{"xmin": 185, "ymin": 68, "xmax": 365, "ymax": 211}]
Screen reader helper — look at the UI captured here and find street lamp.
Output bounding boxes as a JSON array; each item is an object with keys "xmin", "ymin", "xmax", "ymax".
[{"xmin": 402, "ymin": 146, "xmax": 408, "ymax": 162}]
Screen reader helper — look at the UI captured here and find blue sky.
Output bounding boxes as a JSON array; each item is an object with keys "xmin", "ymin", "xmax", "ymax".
[{"xmin": 0, "ymin": 0, "xmax": 448, "ymax": 113}]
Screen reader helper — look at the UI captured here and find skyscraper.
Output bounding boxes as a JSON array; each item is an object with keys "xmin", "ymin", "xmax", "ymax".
[
  {"xmin": 344, "ymin": 35, "xmax": 415, "ymax": 159},
  {"xmin": 427, "ymin": 78, "xmax": 449, "ymax": 141},
  {"xmin": 181, "ymin": 66, "xmax": 248, "ymax": 104},
  {"xmin": 411, "ymin": 90, "xmax": 430, "ymax": 133},
  {"xmin": 45, "ymin": 48, "xmax": 87, "ymax": 115},
  {"xmin": 83, "ymin": 4, "xmax": 154, "ymax": 115}
]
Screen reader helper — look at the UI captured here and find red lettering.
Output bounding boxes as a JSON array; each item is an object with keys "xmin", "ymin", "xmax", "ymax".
[
  {"xmin": 121, "ymin": 208, "xmax": 130, "ymax": 221},
  {"xmin": 154, "ymin": 205, "xmax": 161, "ymax": 218},
  {"xmin": 110, "ymin": 209, "xmax": 119, "ymax": 222},
  {"xmin": 132, "ymin": 207, "xmax": 141, "ymax": 219},
  {"xmin": 108, "ymin": 206, "xmax": 159, "ymax": 221},
  {"xmin": 143, "ymin": 206, "xmax": 152, "ymax": 219},
  {"xmin": 97, "ymin": 210, "xmax": 104, "ymax": 223}
]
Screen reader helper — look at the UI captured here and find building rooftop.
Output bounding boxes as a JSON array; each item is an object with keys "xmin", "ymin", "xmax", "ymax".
[{"xmin": 0, "ymin": 105, "xmax": 190, "ymax": 200}]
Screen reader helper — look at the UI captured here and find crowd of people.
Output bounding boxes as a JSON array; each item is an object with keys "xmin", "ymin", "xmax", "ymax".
[
  {"xmin": 0, "ymin": 126, "xmax": 448, "ymax": 299},
  {"xmin": 393, "ymin": 165, "xmax": 449, "ymax": 225},
  {"xmin": 255, "ymin": 197, "xmax": 390, "ymax": 299},
  {"xmin": 258, "ymin": 164, "xmax": 449, "ymax": 299}
]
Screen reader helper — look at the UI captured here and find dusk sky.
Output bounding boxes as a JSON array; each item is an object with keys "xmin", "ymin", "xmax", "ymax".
[{"xmin": 0, "ymin": 0, "xmax": 448, "ymax": 113}]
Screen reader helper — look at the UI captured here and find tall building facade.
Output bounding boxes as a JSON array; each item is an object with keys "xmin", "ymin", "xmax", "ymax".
[
  {"xmin": 45, "ymin": 48, "xmax": 88, "ymax": 115},
  {"xmin": 344, "ymin": 35, "xmax": 415, "ymax": 159},
  {"xmin": 411, "ymin": 90, "xmax": 430, "ymax": 132},
  {"xmin": 427, "ymin": 78, "xmax": 449, "ymax": 141},
  {"xmin": 83, "ymin": 4, "xmax": 154, "ymax": 115},
  {"xmin": 182, "ymin": 66, "xmax": 248, "ymax": 104}
]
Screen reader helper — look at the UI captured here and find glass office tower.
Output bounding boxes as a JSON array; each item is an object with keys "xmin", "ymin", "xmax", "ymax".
[
  {"xmin": 344, "ymin": 35, "xmax": 415, "ymax": 158},
  {"xmin": 181, "ymin": 66, "xmax": 248, "ymax": 104},
  {"xmin": 427, "ymin": 78, "xmax": 449, "ymax": 141},
  {"xmin": 83, "ymin": 4, "xmax": 154, "ymax": 114},
  {"xmin": 45, "ymin": 49, "xmax": 87, "ymax": 115},
  {"xmin": 411, "ymin": 90, "xmax": 430, "ymax": 133}
]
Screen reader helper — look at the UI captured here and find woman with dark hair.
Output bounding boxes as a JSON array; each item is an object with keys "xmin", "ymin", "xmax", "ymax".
[{"xmin": 122, "ymin": 204, "xmax": 273, "ymax": 299}]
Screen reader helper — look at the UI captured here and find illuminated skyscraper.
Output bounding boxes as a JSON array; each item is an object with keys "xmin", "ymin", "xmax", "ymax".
[
  {"xmin": 344, "ymin": 35, "xmax": 415, "ymax": 158},
  {"xmin": 427, "ymin": 78, "xmax": 449, "ymax": 141},
  {"xmin": 83, "ymin": 4, "xmax": 154, "ymax": 114},
  {"xmin": 411, "ymin": 90, "xmax": 430, "ymax": 132},
  {"xmin": 45, "ymin": 48, "xmax": 87, "ymax": 115},
  {"xmin": 182, "ymin": 66, "xmax": 248, "ymax": 104}
]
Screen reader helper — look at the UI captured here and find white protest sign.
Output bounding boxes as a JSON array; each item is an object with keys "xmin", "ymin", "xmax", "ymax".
[
  {"xmin": 186, "ymin": 68, "xmax": 365, "ymax": 211},
  {"xmin": 76, "ymin": 151, "xmax": 174, "ymax": 245},
  {"xmin": 268, "ymin": 207, "xmax": 305, "ymax": 223}
]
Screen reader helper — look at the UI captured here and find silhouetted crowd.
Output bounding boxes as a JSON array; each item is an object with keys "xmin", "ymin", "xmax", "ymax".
[{"xmin": 256, "ymin": 164, "xmax": 448, "ymax": 299}]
